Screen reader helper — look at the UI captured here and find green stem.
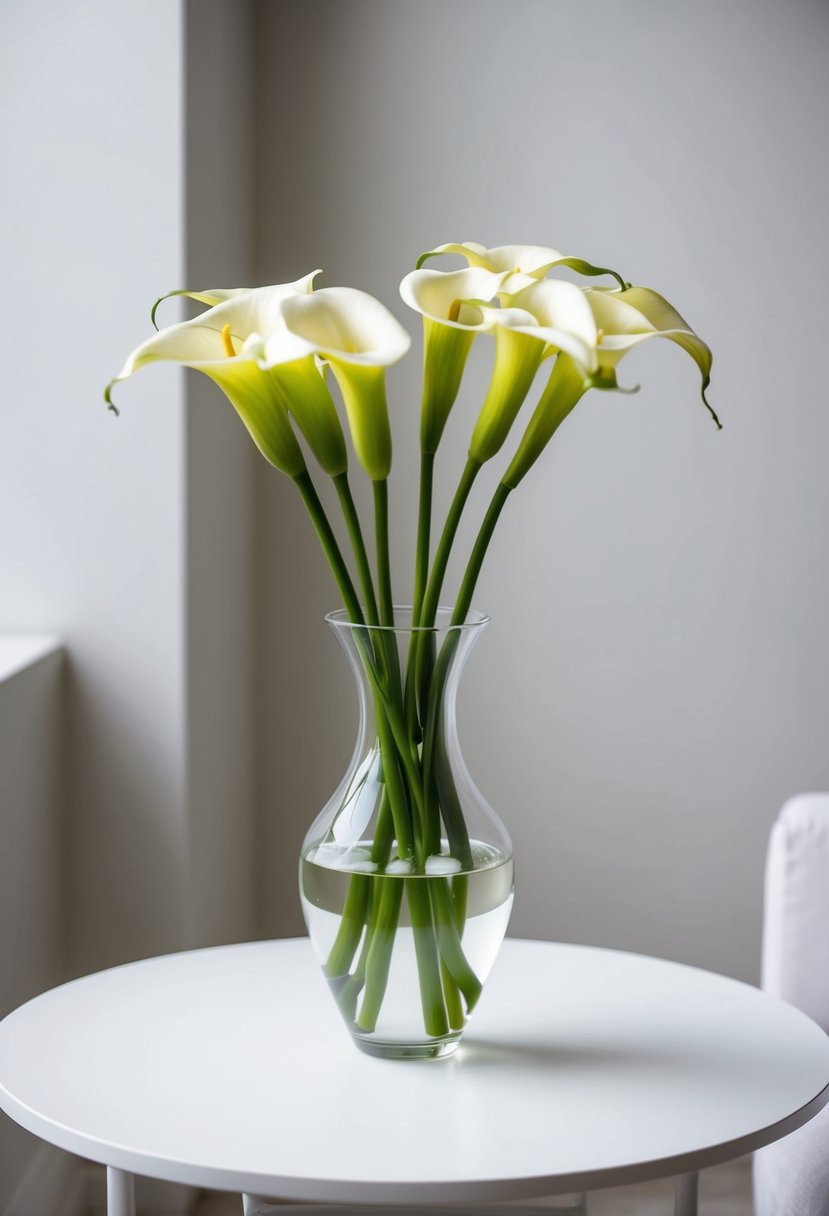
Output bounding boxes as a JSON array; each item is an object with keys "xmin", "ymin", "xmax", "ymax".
[
  {"xmin": 325, "ymin": 876, "xmax": 369, "ymax": 979},
  {"xmin": 422, "ymin": 482, "xmax": 513, "ymax": 832},
  {"xmin": 294, "ymin": 475, "xmax": 414, "ymax": 803},
  {"xmin": 441, "ymin": 959, "xmax": 465, "ymax": 1030},
  {"xmin": 372, "ymin": 478, "xmax": 407, "ymax": 750},
  {"xmin": 325, "ymin": 790, "xmax": 394, "ymax": 982},
  {"xmin": 377, "ymin": 712, "xmax": 416, "ymax": 860},
  {"xmin": 414, "ymin": 455, "xmax": 481, "ymax": 722},
  {"xmin": 412, "ymin": 450, "xmax": 434, "ymax": 623},
  {"xmin": 430, "ymin": 877, "xmax": 482, "ymax": 1012},
  {"xmin": 334, "ymin": 472, "xmax": 380, "ymax": 626},
  {"xmin": 373, "ymin": 478, "xmax": 395, "ymax": 627},
  {"xmin": 420, "ymin": 455, "xmax": 481, "ymax": 629},
  {"xmin": 451, "ymin": 481, "xmax": 512, "ymax": 627},
  {"xmin": 434, "ymin": 725, "xmax": 473, "ymax": 867},
  {"xmin": 405, "ymin": 451, "xmax": 435, "ymax": 740},
  {"xmin": 407, "ymin": 877, "xmax": 450, "ymax": 1036},
  {"xmin": 356, "ymin": 877, "xmax": 405, "ymax": 1032},
  {"xmin": 293, "ymin": 471, "xmax": 365, "ymax": 626}
]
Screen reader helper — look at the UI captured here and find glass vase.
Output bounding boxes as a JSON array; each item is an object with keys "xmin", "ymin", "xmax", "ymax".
[{"xmin": 299, "ymin": 606, "xmax": 514, "ymax": 1060}]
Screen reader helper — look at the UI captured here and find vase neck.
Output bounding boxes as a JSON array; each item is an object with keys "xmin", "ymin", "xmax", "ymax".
[{"xmin": 328, "ymin": 606, "xmax": 487, "ymax": 758}]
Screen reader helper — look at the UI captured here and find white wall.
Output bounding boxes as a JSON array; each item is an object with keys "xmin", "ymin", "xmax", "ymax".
[
  {"xmin": 1, "ymin": 2, "xmax": 258, "ymax": 1205},
  {"xmin": 253, "ymin": 0, "xmax": 829, "ymax": 981},
  {"xmin": 1, "ymin": 0, "xmax": 188, "ymax": 976},
  {"xmin": 1, "ymin": 0, "xmax": 259, "ymax": 970}
]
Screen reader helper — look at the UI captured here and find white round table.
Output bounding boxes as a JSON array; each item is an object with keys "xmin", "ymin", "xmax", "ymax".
[{"xmin": 1, "ymin": 939, "xmax": 828, "ymax": 1216}]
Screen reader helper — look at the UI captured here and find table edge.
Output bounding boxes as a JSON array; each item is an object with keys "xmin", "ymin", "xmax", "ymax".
[
  {"xmin": 2, "ymin": 938, "xmax": 829, "ymax": 1201},
  {"xmin": 2, "ymin": 1071, "xmax": 827, "ymax": 1201}
]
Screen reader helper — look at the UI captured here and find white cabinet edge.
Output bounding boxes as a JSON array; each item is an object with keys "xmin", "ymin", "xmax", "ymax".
[{"xmin": 0, "ymin": 637, "xmax": 63, "ymax": 686}]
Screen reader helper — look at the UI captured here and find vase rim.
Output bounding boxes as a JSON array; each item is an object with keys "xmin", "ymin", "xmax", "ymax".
[{"xmin": 325, "ymin": 605, "xmax": 490, "ymax": 634}]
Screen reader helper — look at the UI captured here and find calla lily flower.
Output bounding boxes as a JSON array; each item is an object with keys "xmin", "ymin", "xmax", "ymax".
[
  {"xmin": 105, "ymin": 279, "xmax": 350, "ymax": 477},
  {"xmin": 280, "ymin": 287, "xmax": 411, "ymax": 481},
  {"xmin": 582, "ymin": 286, "xmax": 719, "ymax": 425},
  {"xmin": 502, "ymin": 284, "xmax": 719, "ymax": 488},
  {"xmin": 417, "ymin": 241, "xmax": 629, "ymax": 293},
  {"xmin": 399, "ymin": 266, "xmax": 507, "ymax": 453},
  {"xmin": 468, "ymin": 279, "xmax": 600, "ymax": 464},
  {"xmin": 149, "ymin": 270, "xmax": 319, "ymax": 330}
]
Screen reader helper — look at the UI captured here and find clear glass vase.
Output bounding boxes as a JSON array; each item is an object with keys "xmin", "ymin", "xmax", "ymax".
[{"xmin": 299, "ymin": 606, "xmax": 514, "ymax": 1060}]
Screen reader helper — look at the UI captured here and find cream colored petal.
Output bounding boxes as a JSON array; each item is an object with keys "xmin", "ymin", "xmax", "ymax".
[
  {"xmin": 151, "ymin": 287, "xmax": 250, "ymax": 330},
  {"xmin": 492, "ymin": 246, "xmax": 629, "ymax": 289},
  {"xmin": 584, "ymin": 288, "xmax": 656, "ymax": 335},
  {"xmin": 419, "ymin": 242, "xmax": 628, "ymax": 288},
  {"xmin": 150, "ymin": 271, "xmax": 320, "ymax": 329},
  {"xmin": 587, "ymin": 287, "xmax": 719, "ymax": 426},
  {"xmin": 280, "ymin": 287, "xmax": 411, "ymax": 367},
  {"xmin": 477, "ymin": 305, "xmax": 539, "ymax": 328},
  {"xmin": 483, "ymin": 244, "xmax": 567, "ymax": 274},
  {"xmin": 416, "ymin": 241, "xmax": 491, "ymax": 269},
  {"xmin": 400, "ymin": 267, "xmax": 508, "ymax": 330},
  {"xmin": 109, "ymin": 321, "xmax": 250, "ymax": 390},
  {"xmin": 511, "ymin": 325, "xmax": 598, "ymax": 374},
  {"xmin": 478, "ymin": 282, "xmax": 599, "ymax": 374},
  {"xmin": 509, "ymin": 280, "xmax": 598, "ymax": 345}
]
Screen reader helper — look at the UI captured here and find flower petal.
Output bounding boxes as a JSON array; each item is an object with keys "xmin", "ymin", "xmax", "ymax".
[
  {"xmin": 585, "ymin": 287, "xmax": 719, "ymax": 427},
  {"xmin": 477, "ymin": 282, "xmax": 599, "ymax": 375},
  {"xmin": 399, "ymin": 267, "xmax": 507, "ymax": 331},
  {"xmin": 416, "ymin": 241, "xmax": 490, "ymax": 269},
  {"xmin": 280, "ymin": 287, "xmax": 411, "ymax": 367},
  {"xmin": 418, "ymin": 242, "xmax": 629, "ymax": 289},
  {"xmin": 509, "ymin": 279, "xmax": 599, "ymax": 346},
  {"xmin": 150, "ymin": 271, "xmax": 320, "ymax": 329}
]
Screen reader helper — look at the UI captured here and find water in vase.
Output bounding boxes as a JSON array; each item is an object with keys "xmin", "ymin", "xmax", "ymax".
[{"xmin": 301, "ymin": 839, "xmax": 514, "ymax": 1058}]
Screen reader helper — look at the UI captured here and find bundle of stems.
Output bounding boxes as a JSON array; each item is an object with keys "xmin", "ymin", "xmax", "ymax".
[{"xmin": 296, "ymin": 446, "xmax": 513, "ymax": 1036}]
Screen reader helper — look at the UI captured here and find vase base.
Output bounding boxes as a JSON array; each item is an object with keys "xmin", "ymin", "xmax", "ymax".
[{"xmin": 352, "ymin": 1033, "xmax": 462, "ymax": 1061}]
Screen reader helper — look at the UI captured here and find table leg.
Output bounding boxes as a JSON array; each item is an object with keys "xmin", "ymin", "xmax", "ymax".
[
  {"xmin": 107, "ymin": 1168, "xmax": 135, "ymax": 1216},
  {"xmin": 674, "ymin": 1171, "xmax": 698, "ymax": 1216}
]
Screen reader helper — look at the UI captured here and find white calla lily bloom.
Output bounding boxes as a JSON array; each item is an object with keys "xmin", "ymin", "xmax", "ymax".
[
  {"xmin": 468, "ymin": 278, "xmax": 600, "ymax": 464},
  {"xmin": 400, "ymin": 266, "xmax": 507, "ymax": 453},
  {"xmin": 503, "ymin": 283, "xmax": 718, "ymax": 489},
  {"xmin": 481, "ymin": 279, "xmax": 600, "ymax": 373},
  {"xmin": 280, "ymin": 287, "xmax": 411, "ymax": 480},
  {"xmin": 417, "ymin": 241, "xmax": 629, "ymax": 294},
  {"xmin": 105, "ymin": 277, "xmax": 352, "ymax": 477},
  {"xmin": 399, "ymin": 266, "xmax": 507, "ymax": 331},
  {"xmin": 583, "ymin": 286, "xmax": 718, "ymax": 422}
]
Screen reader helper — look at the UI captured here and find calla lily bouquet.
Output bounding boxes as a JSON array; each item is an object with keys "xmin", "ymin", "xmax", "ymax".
[{"xmin": 107, "ymin": 241, "xmax": 718, "ymax": 1052}]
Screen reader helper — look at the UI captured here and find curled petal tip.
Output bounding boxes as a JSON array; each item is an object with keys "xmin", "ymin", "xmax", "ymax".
[
  {"xmin": 701, "ymin": 385, "xmax": 722, "ymax": 430},
  {"xmin": 104, "ymin": 383, "xmax": 120, "ymax": 416},
  {"xmin": 612, "ymin": 380, "xmax": 640, "ymax": 395}
]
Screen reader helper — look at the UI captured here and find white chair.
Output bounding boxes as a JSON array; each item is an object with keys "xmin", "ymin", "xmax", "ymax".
[{"xmin": 754, "ymin": 794, "xmax": 829, "ymax": 1216}]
